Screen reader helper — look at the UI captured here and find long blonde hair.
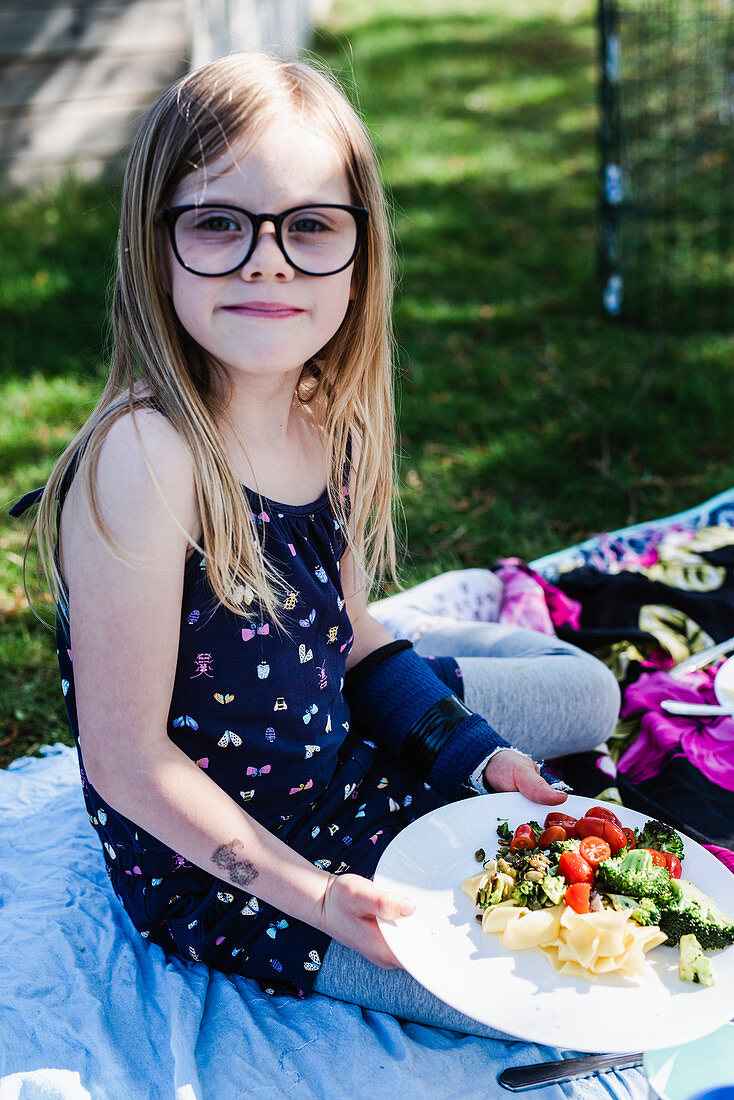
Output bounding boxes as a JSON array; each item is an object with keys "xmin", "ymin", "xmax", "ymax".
[{"xmin": 33, "ymin": 52, "xmax": 398, "ymax": 623}]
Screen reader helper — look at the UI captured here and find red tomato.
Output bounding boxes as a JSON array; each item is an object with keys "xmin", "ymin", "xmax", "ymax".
[
  {"xmin": 558, "ymin": 850, "xmax": 594, "ymax": 885},
  {"xmin": 544, "ymin": 812, "xmax": 578, "ymax": 838},
  {"xmin": 565, "ymin": 882, "xmax": 592, "ymax": 914},
  {"xmin": 582, "ymin": 805, "xmax": 623, "ymax": 828},
  {"xmin": 575, "ymin": 816, "xmax": 627, "ymax": 855},
  {"xmin": 662, "ymin": 852, "xmax": 683, "ymax": 879},
  {"xmin": 622, "ymin": 827, "xmax": 636, "ymax": 850},
  {"xmin": 640, "ymin": 847, "xmax": 667, "ymax": 867},
  {"xmin": 579, "ymin": 836, "xmax": 612, "ymax": 868},
  {"xmin": 510, "ymin": 824, "xmax": 536, "ymax": 853},
  {"xmin": 537, "ymin": 826, "xmax": 568, "ymax": 848}
]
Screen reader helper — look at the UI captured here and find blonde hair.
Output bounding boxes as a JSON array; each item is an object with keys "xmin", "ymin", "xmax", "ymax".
[{"xmin": 33, "ymin": 52, "xmax": 398, "ymax": 623}]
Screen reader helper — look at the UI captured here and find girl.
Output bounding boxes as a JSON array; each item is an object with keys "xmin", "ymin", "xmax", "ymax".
[{"xmin": 18, "ymin": 53, "xmax": 619, "ymax": 1035}]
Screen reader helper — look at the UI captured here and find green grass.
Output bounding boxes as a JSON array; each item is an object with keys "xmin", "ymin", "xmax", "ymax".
[{"xmin": 1, "ymin": 0, "xmax": 733, "ymax": 766}]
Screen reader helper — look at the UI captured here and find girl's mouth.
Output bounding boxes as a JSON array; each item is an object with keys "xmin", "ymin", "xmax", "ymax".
[{"xmin": 221, "ymin": 301, "xmax": 305, "ymax": 318}]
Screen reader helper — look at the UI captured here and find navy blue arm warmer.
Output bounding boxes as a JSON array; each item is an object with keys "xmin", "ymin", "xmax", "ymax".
[{"xmin": 343, "ymin": 641, "xmax": 512, "ymax": 801}]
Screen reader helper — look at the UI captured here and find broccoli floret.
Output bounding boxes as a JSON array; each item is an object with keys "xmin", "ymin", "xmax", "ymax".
[
  {"xmin": 634, "ymin": 818, "xmax": 685, "ymax": 861},
  {"xmin": 679, "ymin": 934, "xmax": 715, "ymax": 986},
  {"xmin": 548, "ymin": 837, "xmax": 581, "ymax": 858},
  {"xmin": 631, "ymin": 898, "xmax": 662, "ymax": 926},
  {"xmin": 512, "ymin": 880, "xmax": 534, "ymax": 905},
  {"xmin": 596, "ymin": 848, "xmax": 673, "ymax": 905},
  {"xmin": 605, "ymin": 894, "xmax": 661, "ymax": 926},
  {"xmin": 540, "ymin": 874, "xmax": 566, "ymax": 906},
  {"xmin": 658, "ymin": 879, "xmax": 734, "ymax": 950}
]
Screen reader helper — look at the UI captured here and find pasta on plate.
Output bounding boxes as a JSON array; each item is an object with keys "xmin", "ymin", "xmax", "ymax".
[{"xmin": 476, "ymin": 898, "xmax": 667, "ymax": 981}]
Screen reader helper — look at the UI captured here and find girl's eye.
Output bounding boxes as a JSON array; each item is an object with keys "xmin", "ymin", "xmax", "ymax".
[
  {"xmin": 194, "ymin": 212, "xmax": 243, "ymax": 233},
  {"xmin": 288, "ymin": 216, "xmax": 332, "ymax": 236}
]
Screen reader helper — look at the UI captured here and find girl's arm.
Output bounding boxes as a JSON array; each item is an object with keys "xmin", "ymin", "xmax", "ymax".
[
  {"xmin": 60, "ymin": 410, "xmax": 410, "ymax": 968},
  {"xmin": 340, "ymin": 550, "xmax": 565, "ymax": 804}
]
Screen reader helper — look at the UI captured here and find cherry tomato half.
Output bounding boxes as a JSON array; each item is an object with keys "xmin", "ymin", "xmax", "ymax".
[
  {"xmin": 640, "ymin": 847, "xmax": 667, "ymax": 867},
  {"xmin": 544, "ymin": 812, "xmax": 578, "ymax": 838},
  {"xmin": 662, "ymin": 852, "xmax": 683, "ymax": 879},
  {"xmin": 579, "ymin": 836, "xmax": 612, "ymax": 868},
  {"xmin": 537, "ymin": 826, "xmax": 568, "ymax": 848},
  {"xmin": 510, "ymin": 824, "xmax": 537, "ymax": 853},
  {"xmin": 622, "ymin": 827, "xmax": 636, "ymax": 850},
  {"xmin": 565, "ymin": 882, "xmax": 591, "ymax": 914},
  {"xmin": 575, "ymin": 816, "xmax": 627, "ymax": 855},
  {"xmin": 558, "ymin": 850, "xmax": 594, "ymax": 885},
  {"xmin": 582, "ymin": 805, "xmax": 623, "ymax": 828}
]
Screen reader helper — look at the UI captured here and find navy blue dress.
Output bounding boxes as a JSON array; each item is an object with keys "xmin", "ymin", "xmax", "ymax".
[{"xmin": 44, "ymin": 478, "xmax": 460, "ymax": 996}]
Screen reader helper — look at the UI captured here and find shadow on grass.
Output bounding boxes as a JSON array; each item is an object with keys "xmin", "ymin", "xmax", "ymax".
[
  {"xmin": 0, "ymin": 609, "xmax": 71, "ymax": 768},
  {"xmin": 0, "ymin": 174, "xmax": 119, "ymax": 384},
  {"xmin": 313, "ymin": 5, "xmax": 734, "ymax": 564}
]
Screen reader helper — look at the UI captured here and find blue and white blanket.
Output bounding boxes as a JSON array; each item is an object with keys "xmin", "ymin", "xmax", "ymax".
[{"xmin": 0, "ymin": 749, "xmax": 647, "ymax": 1098}]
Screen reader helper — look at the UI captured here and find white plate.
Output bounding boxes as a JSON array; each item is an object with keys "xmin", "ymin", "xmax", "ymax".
[
  {"xmin": 714, "ymin": 655, "xmax": 734, "ymax": 706},
  {"xmin": 374, "ymin": 792, "xmax": 734, "ymax": 1053}
]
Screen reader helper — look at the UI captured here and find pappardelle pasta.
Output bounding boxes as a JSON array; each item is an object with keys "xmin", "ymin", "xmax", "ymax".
[{"xmin": 471, "ymin": 897, "xmax": 666, "ymax": 981}]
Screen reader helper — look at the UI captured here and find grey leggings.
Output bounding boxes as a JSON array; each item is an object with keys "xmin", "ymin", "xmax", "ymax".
[
  {"xmin": 313, "ymin": 938, "xmax": 512, "ymax": 1038},
  {"xmin": 419, "ymin": 620, "xmax": 620, "ymax": 758},
  {"xmin": 313, "ymin": 571, "xmax": 621, "ymax": 1033}
]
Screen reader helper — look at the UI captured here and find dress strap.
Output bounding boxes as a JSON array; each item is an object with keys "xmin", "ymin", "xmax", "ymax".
[{"xmin": 9, "ymin": 487, "xmax": 45, "ymax": 517}]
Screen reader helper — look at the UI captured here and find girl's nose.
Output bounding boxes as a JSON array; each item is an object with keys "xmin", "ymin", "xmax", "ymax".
[{"xmin": 240, "ymin": 221, "xmax": 294, "ymax": 281}]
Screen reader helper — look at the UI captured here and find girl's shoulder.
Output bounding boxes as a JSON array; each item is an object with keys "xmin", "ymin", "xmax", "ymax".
[
  {"xmin": 99, "ymin": 403, "xmax": 192, "ymax": 475},
  {"xmin": 63, "ymin": 402, "xmax": 199, "ymax": 543}
]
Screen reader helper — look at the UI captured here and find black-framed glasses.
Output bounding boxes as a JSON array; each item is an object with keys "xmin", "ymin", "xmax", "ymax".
[{"xmin": 156, "ymin": 203, "xmax": 368, "ymax": 277}]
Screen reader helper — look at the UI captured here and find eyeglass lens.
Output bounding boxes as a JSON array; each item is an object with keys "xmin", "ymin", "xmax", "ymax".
[{"xmin": 173, "ymin": 205, "xmax": 360, "ymax": 276}]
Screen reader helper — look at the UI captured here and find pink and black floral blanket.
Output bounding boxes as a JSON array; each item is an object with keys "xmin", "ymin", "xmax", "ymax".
[{"xmin": 522, "ymin": 488, "xmax": 734, "ymax": 873}]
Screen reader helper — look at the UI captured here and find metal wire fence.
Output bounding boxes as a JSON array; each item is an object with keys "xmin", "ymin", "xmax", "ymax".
[{"xmin": 598, "ymin": 0, "xmax": 733, "ymax": 328}]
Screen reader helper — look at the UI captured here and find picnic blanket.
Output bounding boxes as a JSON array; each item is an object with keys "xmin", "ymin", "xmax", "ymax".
[
  {"xmin": 5, "ymin": 489, "xmax": 734, "ymax": 1100},
  {"xmin": 530, "ymin": 486, "xmax": 734, "ymax": 868},
  {"xmin": 0, "ymin": 745, "xmax": 649, "ymax": 1100}
]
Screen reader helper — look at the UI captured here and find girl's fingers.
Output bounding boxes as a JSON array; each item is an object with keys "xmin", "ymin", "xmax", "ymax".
[
  {"xmin": 372, "ymin": 890, "xmax": 415, "ymax": 921},
  {"xmin": 333, "ymin": 874, "xmax": 414, "ymax": 921},
  {"xmin": 485, "ymin": 751, "xmax": 568, "ymax": 805},
  {"xmin": 515, "ymin": 767, "xmax": 567, "ymax": 805},
  {"xmin": 350, "ymin": 877, "xmax": 415, "ymax": 921}
]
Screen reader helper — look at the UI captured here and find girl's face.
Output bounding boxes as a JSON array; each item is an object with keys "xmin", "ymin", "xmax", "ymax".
[{"xmin": 161, "ymin": 119, "xmax": 356, "ymax": 388}]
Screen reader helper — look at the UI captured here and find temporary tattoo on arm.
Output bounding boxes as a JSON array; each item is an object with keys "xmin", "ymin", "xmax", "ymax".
[{"xmin": 212, "ymin": 839, "xmax": 259, "ymax": 888}]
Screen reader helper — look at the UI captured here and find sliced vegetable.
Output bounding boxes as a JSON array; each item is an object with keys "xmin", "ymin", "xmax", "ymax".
[
  {"xmin": 579, "ymin": 836, "xmax": 612, "ymax": 868},
  {"xmin": 544, "ymin": 812, "xmax": 578, "ymax": 837},
  {"xmin": 510, "ymin": 824, "xmax": 536, "ymax": 853},
  {"xmin": 558, "ymin": 850, "xmax": 594, "ymax": 885},
  {"xmin": 640, "ymin": 847, "xmax": 667, "ymax": 868},
  {"xmin": 575, "ymin": 816, "xmax": 627, "ymax": 855},
  {"xmin": 537, "ymin": 826, "xmax": 568, "ymax": 848},
  {"xmin": 565, "ymin": 882, "xmax": 592, "ymax": 913},
  {"xmin": 622, "ymin": 827, "xmax": 636, "ymax": 850},
  {"xmin": 662, "ymin": 852, "xmax": 683, "ymax": 880},
  {"xmin": 582, "ymin": 805, "xmax": 623, "ymax": 827}
]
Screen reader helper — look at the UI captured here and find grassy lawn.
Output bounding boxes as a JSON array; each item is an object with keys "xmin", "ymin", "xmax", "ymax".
[{"xmin": 1, "ymin": 0, "xmax": 733, "ymax": 766}]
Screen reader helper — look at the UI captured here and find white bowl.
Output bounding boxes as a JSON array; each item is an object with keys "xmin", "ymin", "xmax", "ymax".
[
  {"xmin": 714, "ymin": 655, "xmax": 734, "ymax": 706},
  {"xmin": 644, "ymin": 1021, "xmax": 734, "ymax": 1100}
]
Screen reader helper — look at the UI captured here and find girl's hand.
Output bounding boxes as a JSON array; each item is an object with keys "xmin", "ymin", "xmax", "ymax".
[
  {"xmin": 315, "ymin": 873, "xmax": 415, "ymax": 969},
  {"xmin": 483, "ymin": 749, "xmax": 567, "ymax": 806}
]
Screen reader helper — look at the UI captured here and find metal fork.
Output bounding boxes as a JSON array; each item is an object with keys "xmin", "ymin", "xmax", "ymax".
[{"xmin": 668, "ymin": 636, "xmax": 734, "ymax": 679}]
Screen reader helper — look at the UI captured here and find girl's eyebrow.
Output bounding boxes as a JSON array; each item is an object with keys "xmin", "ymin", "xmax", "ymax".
[{"xmin": 173, "ymin": 197, "xmax": 345, "ymax": 210}]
